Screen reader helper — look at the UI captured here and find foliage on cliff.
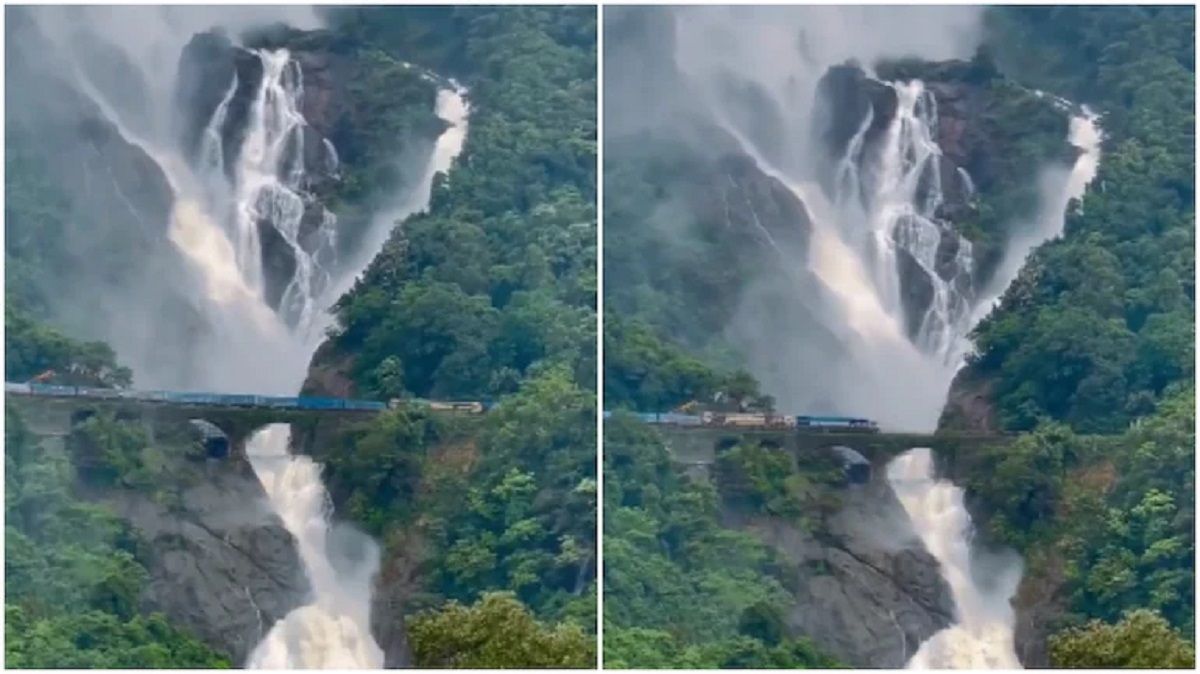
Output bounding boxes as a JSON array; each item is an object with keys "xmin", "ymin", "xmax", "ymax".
[
  {"xmin": 4, "ymin": 406, "xmax": 229, "ymax": 668},
  {"xmin": 604, "ymin": 314, "xmax": 772, "ymax": 412},
  {"xmin": 966, "ymin": 385, "xmax": 1194, "ymax": 645},
  {"xmin": 297, "ymin": 6, "xmax": 598, "ymax": 659},
  {"xmin": 603, "ymin": 415, "xmax": 840, "ymax": 668},
  {"xmin": 409, "ymin": 592, "xmax": 595, "ymax": 668},
  {"xmin": 5, "ymin": 138, "xmax": 131, "ymax": 388},
  {"xmin": 970, "ymin": 5, "xmax": 1194, "ymax": 434},
  {"xmin": 320, "ymin": 5, "xmax": 596, "ymax": 402},
  {"xmin": 1049, "ymin": 609, "xmax": 1194, "ymax": 669},
  {"xmin": 940, "ymin": 8, "xmax": 1196, "ymax": 661}
]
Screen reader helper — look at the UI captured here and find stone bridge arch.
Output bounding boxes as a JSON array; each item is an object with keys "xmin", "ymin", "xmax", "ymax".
[{"xmin": 7, "ymin": 395, "xmax": 379, "ymax": 460}]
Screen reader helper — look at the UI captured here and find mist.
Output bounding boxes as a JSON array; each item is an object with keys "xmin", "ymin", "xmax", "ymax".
[{"xmin": 7, "ymin": 6, "xmax": 326, "ymax": 391}]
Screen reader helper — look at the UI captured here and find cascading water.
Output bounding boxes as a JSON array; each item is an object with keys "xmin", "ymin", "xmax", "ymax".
[
  {"xmin": 688, "ymin": 33, "xmax": 1101, "ymax": 670},
  {"xmin": 815, "ymin": 77, "xmax": 977, "ymax": 365},
  {"xmin": 244, "ymin": 426, "xmax": 384, "ymax": 668},
  {"xmin": 879, "ymin": 108, "xmax": 1100, "ymax": 671},
  {"xmin": 219, "ymin": 71, "xmax": 468, "ymax": 668},
  {"xmin": 200, "ymin": 49, "xmax": 340, "ymax": 331},
  {"xmin": 887, "ymin": 449, "xmax": 1022, "ymax": 669}
]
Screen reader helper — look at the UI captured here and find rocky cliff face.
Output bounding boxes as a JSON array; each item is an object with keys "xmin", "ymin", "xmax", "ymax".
[
  {"xmin": 726, "ymin": 462, "xmax": 955, "ymax": 668},
  {"xmin": 12, "ymin": 400, "xmax": 310, "ymax": 665},
  {"xmin": 101, "ymin": 456, "xmax": 310, "ymax": 664}
]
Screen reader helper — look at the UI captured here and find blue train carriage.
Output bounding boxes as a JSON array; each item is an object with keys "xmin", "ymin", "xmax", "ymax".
[
  {"xmin": 254, "ymin": 395, "xmax": 301, "ymax": 409},
  {"xmin": 658, "ymin": 412, "xmax": 703, "ymax": 426},
  {"xmin": 5, "ymin": 382, "xmax": 33, "ymax": 396},
  {"xmin": 297, "ymin": 396, "xmax": 346, "ymax": 410},
  {"xmin": 30, "ymin": 383, "xmax": 81, "ymax": 397},
  {"xmin": 796, "ymin": 415, "xmax": 880, "ymax": 433},
  {"xmin": 224, "ymin": 394, "xmax": 257, "ymax": 407}
]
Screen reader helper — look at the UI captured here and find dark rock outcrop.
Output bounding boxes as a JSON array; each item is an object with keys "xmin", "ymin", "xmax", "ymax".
[
  {"xmin": 10, "ymin": 398, "xmax": 313, "ymax": 666},
  {"xmin": 104, "ymin": 456, "xmax": 310, "ymax": 665},
  {"xmin": 811, "ymin": 61, "xmax": 898, "ymax": 197},
  {"xmin": 736, "ymin": 466, "xmax": 955, "ymax": 667}
]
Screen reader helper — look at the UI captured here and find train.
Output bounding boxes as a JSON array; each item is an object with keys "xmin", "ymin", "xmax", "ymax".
[
  {"xmin": 603, "ymin": 409, "xmax": 880, "ymax": 433},
  {"xmin": 4, "ymin": 382, "xmax": 487, "ymax": 415}
]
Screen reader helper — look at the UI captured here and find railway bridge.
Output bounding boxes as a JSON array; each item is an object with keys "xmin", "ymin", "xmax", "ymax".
[
  {"xmin": 655, "ymin": 425, "xmax": 1013, "ymax": 477},
  {"xmin": 5, "ymin": 385, "xmax": 475, "ymax": 458}
]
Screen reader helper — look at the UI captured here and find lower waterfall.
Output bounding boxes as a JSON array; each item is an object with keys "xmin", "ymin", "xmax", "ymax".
[
  {"xmin": 887, "ymin": 449, "xmax": 1022, "ymax": 669},
  {"xmin": 245, "ymin": 425, "xmax": 384, "ymax": 668}
]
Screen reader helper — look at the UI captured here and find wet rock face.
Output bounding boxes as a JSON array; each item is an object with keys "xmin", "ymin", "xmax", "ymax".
[
  {"xmin": 812, "ymin": 62, "xmax": 898, "ymax": 196},
  {"xmin": 811, "ymin": 60, "xmax": 988, "ymax": 234},
  {"xmin": 706, "ymin": 152, "xmax": 814, "ymax": 255},
  {"xmin": 740, "ymin": 470, "xmax": 955, "ymax": 668},
  {"xmin": 100, "ymin": 452, "xmax": 310, "ymax": 665}
]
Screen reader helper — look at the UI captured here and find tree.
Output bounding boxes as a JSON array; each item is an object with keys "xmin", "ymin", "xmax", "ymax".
[
  {"xmin": 1049, "ymin": 609, "xmax": 1194, "ymax": 669},
  {"xmin": 409, "ymin": 592, "xmax": 595, "ymax": 668}
]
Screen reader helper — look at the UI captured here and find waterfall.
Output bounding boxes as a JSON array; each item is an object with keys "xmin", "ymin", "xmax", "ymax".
[
  {"xmin": 244, "ymin": 425, "xmax": 384, "ymax": 668},
  {"xmin": 835, "ymin": 79, "xmax": 975, "ymax": 364},
  {"xmin": 199, "ymin": 49, "xmax": 340, "ymax": 331},
  {"xmin": 41, "ymin": 17, "xmax": 471, "ymax": 665},
  {"xmin": 699, "ymin": 52, "xmax": 1101, "ymax": 673},
  {"xmin": 658, "ymin": 8, "xmax": 1106, "ymax": 669},
  {"xmin": 974, "ymin": 107, "xmax": 1103, "ymax": 319},
  {"xmin": 887, "ymin": 449, "xmax": 1023, "ymax": 669},
  {"xmin": 215, "ymin": 77, "xmax": 470, "ymax": 668}
]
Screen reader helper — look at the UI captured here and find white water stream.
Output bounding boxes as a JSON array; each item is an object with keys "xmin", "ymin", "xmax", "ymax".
[
  {"xmin": 887, "ymin": 449, "xmax": 1023, "ymax": 669},
  {"xmin": 883, "ymin": 108, "xmax": 1101, "ymax": 669}
]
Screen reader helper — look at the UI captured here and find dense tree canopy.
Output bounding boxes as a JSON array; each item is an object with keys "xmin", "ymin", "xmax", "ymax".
[
  {"xmin": 409, "ymin": 592, "xmax": 595, "ymax": 668},
  {"xmin": 972, "ymin": 5, "xmax": 1194, "ymax": 433},
  {"xmin": 300, "ymin": 6, "xmax": 599, "ymax": 662},
  {"xmin": 4, "ymin": 406, "xmax": 229, "ymax": 668},
  {"xmin": 603, "ymin": 415, "xmax": 840, "ymax": 668},
  {"xmin": 946, "ymin": 9, "xmax": 1196, "ymax": 664},
  {"xmin": 1049, "ymin": 610, "xmax": 1194, "ymax": 669}
]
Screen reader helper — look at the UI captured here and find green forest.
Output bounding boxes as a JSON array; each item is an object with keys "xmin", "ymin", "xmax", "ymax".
[
  {"xmin": 602, "ymin": 5, "xmax": 1193, "ymax": 669},
  {"xmin": 5, "ymin": 5, "xmax": 596, "ymax": 668},
  {"xmin": 962, "ymin": 6, "xmax": 1195, "ymax": 666},
  {"xmin": 312, "ymin": 5, "xmax": 598, "ymax": 666}
]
